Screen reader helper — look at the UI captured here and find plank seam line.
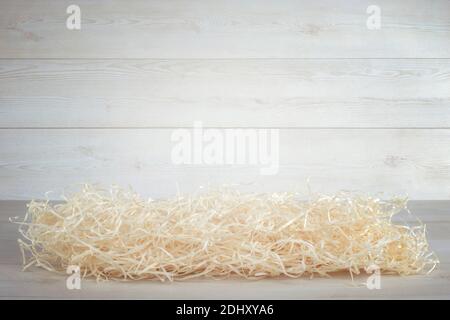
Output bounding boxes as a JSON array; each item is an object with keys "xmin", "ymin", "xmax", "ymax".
[
  {"xmin": 0, "ymin": 127, "xmax": 449, "ymax": 130},
  {"xmin": 1, "ymin": 58, "xmax": 450, "ymax": 61}
]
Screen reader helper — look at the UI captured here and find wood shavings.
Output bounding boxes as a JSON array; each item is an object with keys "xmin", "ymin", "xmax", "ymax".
[{"xmin": 14, "ymin": 185, "xmax": 439, "ymax": 281}]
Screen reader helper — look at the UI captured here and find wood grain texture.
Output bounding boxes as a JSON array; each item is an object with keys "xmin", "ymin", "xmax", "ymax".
[
  {"xmin": 0, "ymin": 0, "xmax": 449, "ymax": 58},
  {"xmin": 0, "ymin": 59, "xmax": 449, "ymax": 128},
  {"xmin": 1, "ymin": 201, "xmax": 449, "ymax": 299},
  {"xmin": 0, "ymin": 0, "xmax": 449, "ymax": 201},
  {"xmin": 0, "ymin": 129, "xmax": 449, "ymax": 200}
]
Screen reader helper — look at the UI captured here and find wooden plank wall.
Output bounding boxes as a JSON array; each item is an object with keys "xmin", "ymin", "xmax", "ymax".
[{"xmin": 0, "ymin": 0, "xmax": 449, "ymax": 200}]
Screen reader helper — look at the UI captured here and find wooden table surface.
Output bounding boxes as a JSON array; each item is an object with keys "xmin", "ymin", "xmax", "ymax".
[{"xmin": 1, "ymin": 200, "xmax": 449, "ymax": 300}]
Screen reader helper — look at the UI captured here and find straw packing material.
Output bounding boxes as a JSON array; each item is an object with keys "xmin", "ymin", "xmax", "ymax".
[{"xmin": 15, "ymin": 185, "xmax": 438, "ymax": 281}]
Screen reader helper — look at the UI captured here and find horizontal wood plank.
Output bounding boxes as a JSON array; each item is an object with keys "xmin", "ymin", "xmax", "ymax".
[
  {"xmin": 0, "ymin": 59, "xmax": 449, "ymax": 128},
  {"xmin": 0, "ymin": 0, "xmax": 449, "ymax": 58},
  {"xmin": 0, "ymin": 129, "xmax": 449, "ymax": 200}
]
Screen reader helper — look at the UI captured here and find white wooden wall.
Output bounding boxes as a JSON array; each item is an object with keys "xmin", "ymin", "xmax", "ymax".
[{"xmin": 0, "ymin": 0, "xmax": 449, "ymax": 200}]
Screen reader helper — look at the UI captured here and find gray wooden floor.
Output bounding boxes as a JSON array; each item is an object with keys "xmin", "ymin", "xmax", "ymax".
[{"xmin": 1, "ymin": 200, "xmax": 449, "ymax": 300}]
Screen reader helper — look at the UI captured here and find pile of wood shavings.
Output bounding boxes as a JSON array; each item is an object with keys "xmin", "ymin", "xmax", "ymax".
[{"xmin": 15, "ymin": 185, "xmax": 438, "ymax": 281}]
